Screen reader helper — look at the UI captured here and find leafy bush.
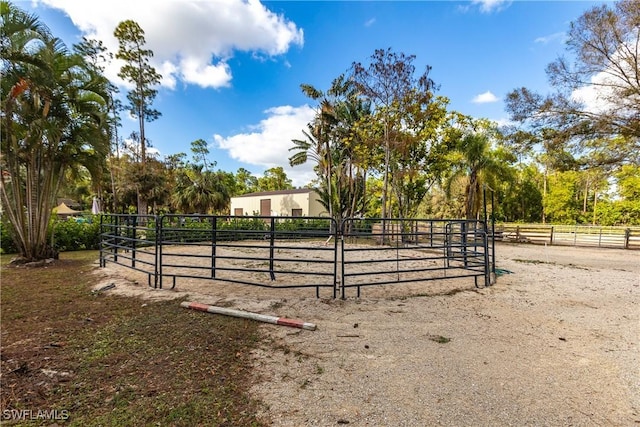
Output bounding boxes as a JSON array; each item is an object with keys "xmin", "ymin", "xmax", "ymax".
[
  {"xmin": 52, "ymin": 216, "xmax": 101, "ymax": 252},
  {"xmin": 217, "ymin": 217, "xmax": 268, "ymax": 241},
  {"xmin": 0, "ymin": 219, "xmax": 18, "ymax": 254},
  {"xmin": 275, "ymin": 218, "xmax": 330, "ymax": 231},
  {"xmin": 0, "ymin": 216, "xmax": 100, "ymax": 255}
]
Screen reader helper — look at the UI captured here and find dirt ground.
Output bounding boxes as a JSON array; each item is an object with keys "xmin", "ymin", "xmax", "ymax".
[{"xmin": 97, "ymin": 242, "xmax": 640, "ymax": 426}]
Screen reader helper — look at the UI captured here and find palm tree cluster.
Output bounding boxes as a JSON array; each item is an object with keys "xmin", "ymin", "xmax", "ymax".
[
  {"xmin": 289, "ymin": 50, "xmax": 507, "ymax": 224},
  {"xmin": 289, "ymin": 75, "xmax": 372, "ymax": 225},
  {"xmin": 1, "ymin": 1, "xmax": 112, "ymax": 260}
]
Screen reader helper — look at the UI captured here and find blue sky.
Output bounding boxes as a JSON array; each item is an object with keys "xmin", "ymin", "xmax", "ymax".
[{"xmin": 21, "ymin": 0, "xmax": 606, "ymax": 186}]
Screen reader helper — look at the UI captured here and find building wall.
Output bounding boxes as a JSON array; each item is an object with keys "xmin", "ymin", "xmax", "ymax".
[
  {"xmin": 307, "ymin": 193, "xmax": 326, "ymax": 217},
  {"xmin": 230, "ymin": 190, "xmax": 327, "ymax": 217}
]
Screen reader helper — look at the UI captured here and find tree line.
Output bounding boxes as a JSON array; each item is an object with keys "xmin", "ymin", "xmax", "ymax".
[{"xmin": 1, "ymin": 0, "xmax": 639, "ymax": 261}]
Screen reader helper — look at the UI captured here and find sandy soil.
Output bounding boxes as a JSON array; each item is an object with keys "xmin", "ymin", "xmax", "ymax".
[{"xmin": 95, "ymin": 243, "xmax": 640, "ymax": 426}]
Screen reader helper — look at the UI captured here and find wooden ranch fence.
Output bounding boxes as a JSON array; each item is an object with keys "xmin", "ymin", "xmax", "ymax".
[{"xmin": 495, "ymin": 224, "xmax": 640, "ymax": 250}]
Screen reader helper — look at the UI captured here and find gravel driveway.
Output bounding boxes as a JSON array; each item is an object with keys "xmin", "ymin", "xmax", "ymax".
[
  {"xmin": 247, "ymin": 243, "xmax": 639, "ymax": 426},
  {"xmin": 100, "ymin": 242, "xmax": 640, "ymax": 426}
]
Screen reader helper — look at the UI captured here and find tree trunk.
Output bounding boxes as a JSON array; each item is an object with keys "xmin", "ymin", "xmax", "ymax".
[
  {"xmin": 466, "ymin": 172, "xmax": 480, "ymax": 220},
  {"xmin": 137, "ymin": 191, "xmax": 148, "ymax": 216},
  {"xmin": 109, "ymin": 157, "xmax": 118, "ymax": 213},
  {"xmin": 324, "ymin": 131, "xmax": 334, "ymax": 222},
  {"xmin": 542, "ymin": 168, "xmax": 547, "ymax": 224},
  {"xmin": 583, "ymin": 179, "xmax": 589, "ymax": 213},
  {"xmin": 361, "ymin": 169, "xmax": 368, "ymax": 215},
  {"xmin": 382, "ymin": 136, "xmax": 390, "ymax": 220}
]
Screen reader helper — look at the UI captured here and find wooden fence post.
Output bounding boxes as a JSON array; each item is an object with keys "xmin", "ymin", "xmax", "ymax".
[{"xmin": 598, "ymin": 227, "xmax": 602, "ymax": 248}]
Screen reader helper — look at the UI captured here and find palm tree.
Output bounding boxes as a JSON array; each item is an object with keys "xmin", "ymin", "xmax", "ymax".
[
  {"xmin": 171, "ymin": 166, "xmax": 230, "ymax": 214},
  {"xmin": 292, "ymin": 82, "xmax": 338, "ymax": 220},
  {"xmin": 1, "ymin": 1, "xmax": 111, "ymax": 261},
  {"xmin": 289, "ymin": 126, "xmax": 327, "ymax": 178},
  {"xmin": 445, "ymin": 124, "xmax": 510, "ymax": 220},
  {"xmin": 290, "ymin": 75, "xmax": 372, "ymax": 224},
  {"xmin": 332, "ymin": 92, "xmax": 373, "ymax": 218}
]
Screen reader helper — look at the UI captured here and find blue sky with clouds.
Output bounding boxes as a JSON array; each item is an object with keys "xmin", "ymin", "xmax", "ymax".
[{"xmin": 21, "ymin": 0, "xmax": 605, "ymax": 186}]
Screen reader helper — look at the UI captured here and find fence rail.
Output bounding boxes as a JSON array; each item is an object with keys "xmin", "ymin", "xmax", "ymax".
[
  {"xmin": 158, "ymin": 215, "xmax": 338, "ymax": 297},
  {"xmin": 98, "ymin": 214, "xmax": 158, "ymax": 286},
  {"xmin": 99, "ymin": 214, "xmax": 494, "ymax": 298},
  {"xmin": 340, "ymin": 219, "xmax": 492, "ymax": 298},
  {"xmin": 495, "ymin": 224, "xmax": 640, "ymax": 249}
]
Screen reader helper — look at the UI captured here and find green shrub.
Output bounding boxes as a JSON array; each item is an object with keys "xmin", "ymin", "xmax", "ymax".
[
  {"xmin": 52, "ymin": 216, "xmax": 101, "ymax": 252},
  {"xmin": 0, "ymin": 219, "xmax": 18, "ymax": 254},
  {"xmin": 98, "ymin": 214, "xmax": 338, "ymax": 247},
  {"xmin": 0, "ymin": 216, "xmax": 100, "ymax": 255},
  {"xmin": 217, "ymin": 217, "xmax": 268, "ymax": 241}
]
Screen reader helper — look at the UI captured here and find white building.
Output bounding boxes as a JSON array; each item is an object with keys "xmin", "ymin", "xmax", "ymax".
[{"xmin": 230, "ymin": 188, "xmax": 327, "ymax": 217}]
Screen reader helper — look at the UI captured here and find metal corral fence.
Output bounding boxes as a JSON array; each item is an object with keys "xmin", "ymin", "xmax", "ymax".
[
  {"xmin": 157, "ymin": 214, "xmax": 338, "ymax": 297},
  {"xmin": 495, "ymin": 223, "xmax": 640, "ymax": 249},
  {"xmin": 341, "ymin": 218, "xmax": 492, "ymax": 298},
  {"xmin": 99, "ymin": 214, "xmax": 494, "ymax": 298},
  {"xmin": 98, "ymin": 214, "xmax": 159, "ymax": 284}
]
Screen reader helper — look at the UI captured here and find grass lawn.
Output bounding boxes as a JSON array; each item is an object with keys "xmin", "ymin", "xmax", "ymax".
[{"xmin": 0, "ymin": 251, "xmax": 266, "ymax": 426}]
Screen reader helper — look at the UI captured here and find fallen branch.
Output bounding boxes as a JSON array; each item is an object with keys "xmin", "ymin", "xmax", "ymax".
[
  {"xmin": 92, "ymin": 283, "xmax": 115, "ymax": 294},
  {"xmin": 180, "ymin": 301, "xmax": 317, "ymax": 331}
]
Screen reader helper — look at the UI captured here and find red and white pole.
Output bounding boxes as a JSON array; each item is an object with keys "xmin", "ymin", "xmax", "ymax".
[{"xmin": 180, "ymin": 301, "xmax": 317, "ymax": 331}]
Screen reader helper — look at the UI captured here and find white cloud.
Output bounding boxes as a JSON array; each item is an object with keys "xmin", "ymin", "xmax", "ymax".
[
  {"xmin": 121, "ymin": 137, "xmax": 160, "ymax": 158},
  {"xmin": 472, "ymin": 91, "xmax": 499, "ymax": 104},
  {"xmin": 214, "ymin": 105, "xmax": 317, "ymax": 187},
  {"xmin": 471, "ymin": 0, "xmax": 511, "ymax": 13},
  {"xmin": 492, "ymin": 117, "xmax": 516, "ymax": 129},
  {"xmin": 179, "ymin": 57, "xmax": 232, "ymax": 89},
  {"xmin": 35, "ymin": 0, "xmax": 303, "ymax": 90},
  {"xmin": 571, "ymin": 71, "xmax": 614, "ymax": 114},
  {"xmin": 534, "ymin": 32, "xmax": 565, "ymax": 45},
  {"xmin": 364, "ymin": 18, "xmax": 376, "ymax": 27},
  {"xmin": 570, "ymin": 39, "xmax": 639, "ymax": 115}
]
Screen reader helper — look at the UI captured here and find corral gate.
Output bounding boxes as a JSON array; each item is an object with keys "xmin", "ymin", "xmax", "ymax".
[{"xmin": 99, "ymin": 215, "xmax": 494, "ymax": 299}]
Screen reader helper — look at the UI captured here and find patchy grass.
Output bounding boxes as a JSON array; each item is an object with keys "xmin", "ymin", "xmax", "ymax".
[
  {"xmin": 391, "ymin": 287, "xmax": 480, "ymax": 301},
  {"xmin": 0, "ymin": 251, "xmax": 266, "ymax": 426},
  {"xmin": 428, "ymin": 335, "xmax": 451, "ymax": 344},
  {"xmin": 512, "ymin": 258, "xmax": 590, "ymax": 270},
  {"xmin": 513, "ymin": 258, "xmax": 548, "ymax": 265}
]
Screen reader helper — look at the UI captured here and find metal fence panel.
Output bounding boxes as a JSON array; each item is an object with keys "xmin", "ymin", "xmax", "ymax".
[
  {"xmin": 100, "ymin": 215, "xmax": 494, "ymax": 298},
  {"xmin": 99, "ymin": 214, "xmax": 158, "ymax": 286},
  {"xmin": 101, "ymin": 214, "xmax": 339, "ymax": 298},
  {"xmin": 339, "ymin": 218, "xmax": 491, "ymax": 298}
]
